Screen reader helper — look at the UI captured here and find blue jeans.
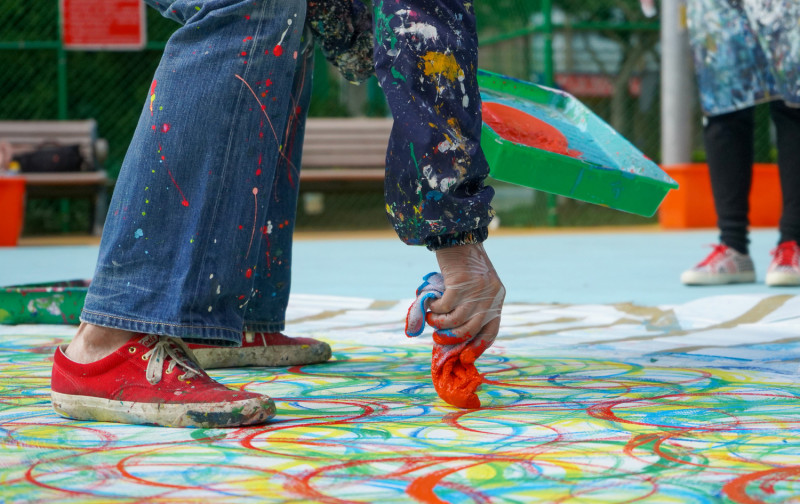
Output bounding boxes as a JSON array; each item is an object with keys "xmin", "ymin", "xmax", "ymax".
[
  {"xmin": 82, "ymin": 0, "xmax": 494, "ymax": 345},
  {"xmin": 82, "ymin": 0, "xmax": 312, "ymax": 345}
]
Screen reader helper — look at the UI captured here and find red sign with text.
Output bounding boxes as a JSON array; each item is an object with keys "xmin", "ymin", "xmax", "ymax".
[{"xmin": 61, "ymin": 0, "xmax": 146, "ymax": 50}]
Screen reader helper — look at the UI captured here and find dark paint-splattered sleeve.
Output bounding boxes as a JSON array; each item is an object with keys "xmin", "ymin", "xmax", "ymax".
[{"xmin": 374, "ymin": 1, "xmax": 495, "ymax": 250}]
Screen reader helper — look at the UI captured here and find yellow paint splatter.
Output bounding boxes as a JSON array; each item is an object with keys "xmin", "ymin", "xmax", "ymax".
[{"xmin": 421, "ymin": 52, "xmax": 463, "ymax": 82}]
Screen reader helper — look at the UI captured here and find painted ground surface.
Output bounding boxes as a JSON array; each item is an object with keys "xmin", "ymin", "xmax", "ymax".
[{"xmin": 2, "ymin": 293, "xmax": 800, "ymax": 503}]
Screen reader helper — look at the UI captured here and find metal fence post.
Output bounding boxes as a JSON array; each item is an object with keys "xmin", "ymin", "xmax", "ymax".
[
  {"xmin": 660, "ymin": 0, "xmax": 693, "ymax": 165},
  {"xmin": 56, "ymin": 11, "xmax": 68, "ymax": 120},
  {"xmin": 542, "ymin": 0, "xmax": 558, "ymax": 226}
]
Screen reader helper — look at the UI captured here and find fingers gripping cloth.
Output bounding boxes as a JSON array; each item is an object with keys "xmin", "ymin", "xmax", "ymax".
[{"xmin": 405, "ymin": 272, "xmax": 484, "ymax": 409}]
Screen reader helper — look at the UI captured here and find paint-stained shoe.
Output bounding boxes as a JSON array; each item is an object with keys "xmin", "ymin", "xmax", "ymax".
[
  {"xmin": 188, "ymin": 332, "xmax": 332, "ymax": 369},
  {"xmin": 681, "ymin": 244, "xmax": 756, "ymax": 285},
  {"xmin": 766, "ymin": 240, "xmax": 800, "ymax": 287},
  {"xmin": 51, "ymin": 334, "xmax": 275, "ymax": 428}
]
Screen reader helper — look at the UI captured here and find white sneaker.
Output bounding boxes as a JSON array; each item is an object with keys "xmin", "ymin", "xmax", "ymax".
[
  {"xmin": 766, "ymin": 240, "xmax": 800, "ymax": 287},
  {"xmin": 681, "ymin": 244, "xmax": 756, "ymax": 285}
]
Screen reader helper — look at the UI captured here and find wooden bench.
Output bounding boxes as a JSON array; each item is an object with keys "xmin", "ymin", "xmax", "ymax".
[
  {"xmin": 299, "ymin": 117, "xmax": 392, "ymax": 191},
  {"xmin": 0, "ymin": 120, "xmax": 111, "ymax": 235},
  {"xmin": 2, "ymin": 117, "xmax": 388, "ymax": 234}
]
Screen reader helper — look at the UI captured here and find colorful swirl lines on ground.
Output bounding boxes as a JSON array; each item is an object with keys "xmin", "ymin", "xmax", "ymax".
[{"xmin": 1, "ymin": 333, "xmax": 800, "ymax": 503}]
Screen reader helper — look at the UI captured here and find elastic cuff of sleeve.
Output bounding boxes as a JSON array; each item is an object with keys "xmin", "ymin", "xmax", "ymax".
[{"xmin": 425, "ymin": 227, "xmax": 489, "ymax": 251}]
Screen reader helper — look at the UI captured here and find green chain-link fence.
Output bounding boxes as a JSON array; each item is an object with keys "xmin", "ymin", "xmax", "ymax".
[{"xmin": 0, "ymin": 1, "xmax": 778, "ymax": 235}]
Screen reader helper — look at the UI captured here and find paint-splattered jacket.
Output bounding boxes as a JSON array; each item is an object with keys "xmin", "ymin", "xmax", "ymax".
[
  {"xmin": 687, "ymin": 0, "xmax": 800, "ymax": 116},
  {"xmin": 309, "ymin": 0, "xmax": 494, "ymax": 250}
]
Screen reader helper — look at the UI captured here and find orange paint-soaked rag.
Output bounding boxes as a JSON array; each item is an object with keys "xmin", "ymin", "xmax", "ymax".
[
  {"xmin": 430, "ymin": 337, "xmax": 483, "ymax": 409},
  {"xmin": 406, "ymin": 272, "xmax": 484, "ymax": 409}
]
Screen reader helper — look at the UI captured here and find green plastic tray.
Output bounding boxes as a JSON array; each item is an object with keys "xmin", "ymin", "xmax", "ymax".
[
  {"xmin": 479, "ymin": 70, "xmax": 678, "ymax": 217},
  {"xmin": 0, "ymin": 280, "xmax": 88, "ymax": 325}
]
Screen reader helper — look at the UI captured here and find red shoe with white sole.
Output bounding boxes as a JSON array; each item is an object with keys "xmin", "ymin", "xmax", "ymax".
[
  {"xmin": 681, "ymin": 244, "xmax": 756, "ymax": 285},
  {"xmin": 50, "ymin": 333, "xmax": 275, "ymax": 428},
  {"xmin": 766, "ymin": 240, "xmax": 800, "ymax": 287},
  {"xmin": 188, "ymin": 331, "xmax": 332, "ymax": 369}
]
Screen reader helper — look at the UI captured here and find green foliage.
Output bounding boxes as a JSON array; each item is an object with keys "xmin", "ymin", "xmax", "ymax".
[
  {"xmin": 0, "ymin": 1, "xmax": 59, "ymax": 40},
  {"xmin": 474, "ymin": 1, "xmax": 541, "ymax": 31}
]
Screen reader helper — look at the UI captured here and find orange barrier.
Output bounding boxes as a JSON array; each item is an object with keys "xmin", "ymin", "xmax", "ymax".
[
  {"xmin": 659, "ymin": 163, "xmax": 782, "ymax": 229},
  {"xmin": 0, "ymin": 177, "xmax": 26, "ymax": 246}
]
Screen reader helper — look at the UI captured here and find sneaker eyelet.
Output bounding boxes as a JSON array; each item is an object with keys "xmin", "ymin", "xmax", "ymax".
[
  {"xmin": 141, "ymin": 354, "xmax": 149, "ymax": 361},
  {"xmin": 165, "ymin": 368, "xmax": 173, "ymax": 374},
  {"xmin": 177, "ymin": 374, "xmax": 186, "ymax": 381},
  {"xmin": 128, "ymin": 347, "xmax": 136, "ymax": 353}
]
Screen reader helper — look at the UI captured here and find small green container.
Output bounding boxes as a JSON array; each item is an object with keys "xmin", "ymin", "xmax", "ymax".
[
  {"xmin": 0, "ymin": 280, "xmax": 88, "ymax": 325},
  {"xmin": 478, "ymin": 70, "xmax": 678, "ymax": 217}
]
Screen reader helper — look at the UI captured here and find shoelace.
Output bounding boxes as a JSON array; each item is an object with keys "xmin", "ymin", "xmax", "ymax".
[
  {"xmin": 771, "ymin": 241, "xmax": 800, "ymax": 267},
  {"xmin": 698, "ymin": 244, "xmax": 729, "ymax": 267},
  {"xmin": 144, "ymin": 337, "xmax": 202, "ymax": 385}
]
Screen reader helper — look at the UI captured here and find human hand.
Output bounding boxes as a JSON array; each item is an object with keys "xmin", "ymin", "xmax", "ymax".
[{"xmin": 427, "ymin": 243, "xmax": 505, "ymax": 361}]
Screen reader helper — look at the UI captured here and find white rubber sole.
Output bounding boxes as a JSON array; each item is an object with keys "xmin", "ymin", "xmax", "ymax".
[
  {"xmin": 51, "ymin": 391, "xmax": 275, "ymax": 428},
  {"xmin": 766, "ymin": 271, "xmax": 800, "ymax": 287},
  {"xmin": 680, "ymin": 270, "xmax": 756, "ymax": 285},
  {"xmin": 192, "ymin": 342, "xmax": 332, "ymax": 369}
]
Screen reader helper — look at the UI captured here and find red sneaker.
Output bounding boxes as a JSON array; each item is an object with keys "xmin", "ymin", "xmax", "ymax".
[
  {"xmin": 681, "ymin": 244, "xmax": 756, "ymax": 285},
  {"xmin": 50, "ymin": 334, "xmax": 275, "ymax": 428},
  {"xmin": 188, "ymin": 331, "xmax": 332, "ymax": 369},
  {"xmin": 766, "ymin": 240, "xmax": 800, "ymax": 286}
]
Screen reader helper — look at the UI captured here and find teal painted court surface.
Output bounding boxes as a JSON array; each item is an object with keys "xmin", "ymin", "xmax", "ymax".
[{"xmin": 1, "ymin": 228, "xmax": 797, "ymax": 306}]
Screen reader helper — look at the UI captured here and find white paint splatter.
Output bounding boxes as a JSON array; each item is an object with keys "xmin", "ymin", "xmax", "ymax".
[{"xmin": 394, "ymin": 23, "xmax": 438, "ymax": 41}]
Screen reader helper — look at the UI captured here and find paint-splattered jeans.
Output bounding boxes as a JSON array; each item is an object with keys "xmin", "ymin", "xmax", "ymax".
[
  {"xmin": 82, "ymin": 0, "xmax": 312, "ymax": 345},
  {"xmin": 82, "ymin": 0, "xmax": 494, "ymax": 344}
]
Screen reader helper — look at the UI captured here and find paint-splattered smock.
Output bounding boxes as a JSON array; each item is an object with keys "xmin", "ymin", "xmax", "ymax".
[
  {"xmin": 687, "ymin": 0, "xmax": 800, "ymax": 116},
  {"xmin": 303, "ymin": 0, "xmax": 494, "ymax": 249},
  {"xmin": 373, "ymin": 1, "xmax": 495, "ymax": 250}
]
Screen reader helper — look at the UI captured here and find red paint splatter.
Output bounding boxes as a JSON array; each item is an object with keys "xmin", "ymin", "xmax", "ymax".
[
  {"xmin": 241, "ymin": 51, "xmax": 247, "ymax": 57},
  {"xmin": 244, "ymin": 14, "xmax": 250, "ymax": 20},
  {"xmin": 243, "ymin": 36, "xmax": 252, "ymax": 42},
  {"xmin": 724, "ymin": 466, "xmax": 800, "ymax": 504},
  {"xmin": 161, "ymin": 123, "xmax": 171, "ymax": 133},
  {"xmin": 238, "ymin": 225, "xmax": 244, "ymax": 230},
  {"xmin": 255, "ymin": 168, "xmax": 262, "ymax": 176},
  {"xmin": 295, "ymin": 106, "xmax": 302, "ymax": 116},
  {"xmin": 272, "ymin": 45, "xmax": 283, "ymax": 57},
  {"xmin": 265, "ymin": 79, "xmax": 272, "ymax": 87},
  {"xmin": 181, "ymin": 200, "xmax": 189, "ymax": 207},
  {"xmin": 481, "ymin": 101, "xmax": 582, "ymax": 158},
  {"xmin": 245, "ymin": 268, "xmax": 253, "ymax": 279}
]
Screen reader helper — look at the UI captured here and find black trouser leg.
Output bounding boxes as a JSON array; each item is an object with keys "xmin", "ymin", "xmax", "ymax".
[
  {"xmin": 704, "ymin": 107, "xmax": 755, "ymax": 255},
  {"xmin": 770, "ymin": 100, "xmax": 800, "ymax": 245}
]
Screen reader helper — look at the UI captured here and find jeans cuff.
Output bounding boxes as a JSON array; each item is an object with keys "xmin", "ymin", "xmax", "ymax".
[
  {"xmin": 80, "ymin": 309, "xmax": 241, "ymax": 347},
  {"xmin": 243, "ymin": 321, "xmax": 286, "ymax": 333}
]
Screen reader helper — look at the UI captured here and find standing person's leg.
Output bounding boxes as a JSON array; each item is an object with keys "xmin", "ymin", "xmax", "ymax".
[
  {"xmin": 51, "ymin": 0, "xmax": 308, "ymax": 427},
  {"xmin": 187, "ymin": 36, "xmax": 332, "ymax": 368},
  {"xmin": 706, "ymin": 108, "xmax": 755, "ymax": 255},
  {"xmin": 766, "ymin": 100, "xmax": 800, "ymax": 286},
  {"xmin": 681, "ymin": 108, "xmax": 757, "ymax": 285}
]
